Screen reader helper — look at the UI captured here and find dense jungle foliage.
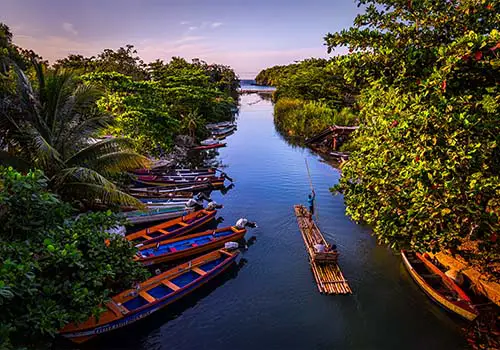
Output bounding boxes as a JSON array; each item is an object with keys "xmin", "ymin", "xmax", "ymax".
[
  {"xmin": 0, "ymin": 22, "xmax": 239, "ymax": 348},
  {"xmin": 0, "ymin": 168, "xmax": 149, "ymax": 349}
]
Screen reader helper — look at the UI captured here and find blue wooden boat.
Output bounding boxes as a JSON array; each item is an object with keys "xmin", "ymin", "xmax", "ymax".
[
  {"xmin": 60, "ymin": 249, "xmax": 239, "ymax": 343},
  {"xmin": 135, "ymin": 226, "xmax": 246, "ymax": 265}
]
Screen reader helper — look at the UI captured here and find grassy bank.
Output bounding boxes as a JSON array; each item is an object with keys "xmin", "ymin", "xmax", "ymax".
[{"xmin": 274, "ymin": 98, "xmax": 357, "ymax": 139}]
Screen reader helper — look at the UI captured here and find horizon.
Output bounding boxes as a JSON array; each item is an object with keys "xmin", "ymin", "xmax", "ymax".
[{"xmin": 1, "ymin": 0, "xmax": 359, "ymax": 78}]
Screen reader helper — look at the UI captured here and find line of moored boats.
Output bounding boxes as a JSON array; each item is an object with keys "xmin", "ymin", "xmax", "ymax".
[
  {"xmin": 190, "ymin": 121, "xmax": 237, "ymax": 151},
  {"xmin": 61, "ymin": 156, "xmax": 253, "ymax": 343}
]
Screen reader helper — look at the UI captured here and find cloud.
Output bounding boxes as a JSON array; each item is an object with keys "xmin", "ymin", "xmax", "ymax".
[
  {"xmin": 62, "ymin": 22, "xmax": 78, "ymax": 36},
  {"xmin": 180, "ymin": 21, "xmax": 190, "ymax": 25},
  {"xmin": 211, "ymin": 22, "xmax": 223, "ymax": 28},
  {"xmin": 174, "ymin": 36, "xmax": 205, "ymax": 44},
  {"xmin": 188, "ymin": 26, "xmax": 198, "ymax": 32}
]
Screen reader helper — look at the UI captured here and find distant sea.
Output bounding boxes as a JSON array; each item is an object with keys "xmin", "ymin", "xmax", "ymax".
[{"xmin": 239, "ymin": 79, "xmax": 276, "ymax": 91}]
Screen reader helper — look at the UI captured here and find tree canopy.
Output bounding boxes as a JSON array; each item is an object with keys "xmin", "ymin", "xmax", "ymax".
[{"xmin": 328, "ymin": 0, "xmax": 499, "ymax": 277}]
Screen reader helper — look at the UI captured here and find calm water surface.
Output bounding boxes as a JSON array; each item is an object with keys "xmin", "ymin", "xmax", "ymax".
[{"xmin": 90, "ymin": 90, "xmax": 467, "ymax": 350}]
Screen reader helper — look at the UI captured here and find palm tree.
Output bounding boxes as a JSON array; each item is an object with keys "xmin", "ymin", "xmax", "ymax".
[
  {"xmin": 181, "ymin": 110, "xmax": 203, "ymax": 139},
  {"xmin": 0, "ymin": 62, "xmax": 149, "ymax": 206}
]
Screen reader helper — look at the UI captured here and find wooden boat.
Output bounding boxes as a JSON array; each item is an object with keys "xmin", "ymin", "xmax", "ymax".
[
  {"xmin": 131, "ymin": 190, "xmax": 194, "ymax": 199},
  {"xmin": 401, "ymin": 250, "xmax": 479, "ymax": 321},
  {"xmin": 60, "ymin": 249, "xmax": 239, "ymax": 343},
  {"xmin": 212, "ymin": 126, "xmax": 236, "ymax": 140},
  {"xmin": 211, "ymin": 125, "xmax": 236, "ymax": 135},
  {"xmin": 136, "ymin": 226, "xmax": 246, "ymax": 265},
  {"xmin": 191, "ymin": 143, "xmax": 226, "ymax": 151},
  {"xmin": 139, "ymin": 197, "xmax": 192, "ymax": 205},
  {"xmin": 124, "ymin": 206, "xmax": 193, "ymax": 225},
  {"xmin": 126, "ymin": 209, "xmax": 217, "ymax": 246},
  {"xmin": 206, "ymin": 121, "xmax": 235, "ymax": 130},
  {"xmin": 134, "ymin": 175, "xmax": 226, "ymax": 188},
  {"xmin": 130, "ymin": 183, "xmax": 211, "ymax": 194},
  {"xmin": 133, "ymin": 168, "xmax": 216, "ymax": 177}
]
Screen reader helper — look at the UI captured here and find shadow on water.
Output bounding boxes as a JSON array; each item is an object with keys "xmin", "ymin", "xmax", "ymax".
[{"xmin": 56, "ymin": 259, "xmax": 248, "ymax": 350}]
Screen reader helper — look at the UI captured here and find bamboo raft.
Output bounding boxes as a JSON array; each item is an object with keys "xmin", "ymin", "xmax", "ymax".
[{"xmin": 294, "ymin": 205, "xmax": 352, "ymax": 295}]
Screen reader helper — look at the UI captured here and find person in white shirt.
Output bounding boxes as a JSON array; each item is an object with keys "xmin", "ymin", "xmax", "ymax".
[
  {"xmin": 314, "ymin": 241, "xmax": 326, "ymax": 253},
  {"xmin": 235, "ymin": 218, "xmax": 257, "ymax": 229}
]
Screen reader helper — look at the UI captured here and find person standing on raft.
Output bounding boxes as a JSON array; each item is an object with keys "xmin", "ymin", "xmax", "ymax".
[{"xmin": 307, "ymin": 190, "xmax": 315, "ymax": 217}]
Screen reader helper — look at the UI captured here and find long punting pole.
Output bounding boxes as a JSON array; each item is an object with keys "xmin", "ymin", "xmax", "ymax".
[{"xmin": 304, "ymin": 158, "xmax": 318, "ymax": 221}]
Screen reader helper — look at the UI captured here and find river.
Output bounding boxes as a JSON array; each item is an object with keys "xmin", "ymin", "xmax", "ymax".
[{"xmin": 92, "ymin": 89, "xmax": 467, "ymax": 349}]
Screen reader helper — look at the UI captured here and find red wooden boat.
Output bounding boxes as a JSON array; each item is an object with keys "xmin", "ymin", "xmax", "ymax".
[
  {"xmin": 191, "ymin": 143, "xmax": 226, "ymax": 151},
  {"xmin": 401, "ymin": 250, "xmax": 479, "ymax": 321},
  {"xmin": 135, "ymin": 226, "xmax": 246, "ymax": 265},
  {"xmin": 126, "ymin": 209, "xmax": 217, "ymax": 247},
  {"xmin": 135, "ymin": 175, "xmax": 226, "ymax": 188}
]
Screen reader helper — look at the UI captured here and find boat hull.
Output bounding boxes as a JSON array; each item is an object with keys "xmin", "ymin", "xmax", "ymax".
[
  {"xmin": 401, "ymin": 251, "xmax": 478, "ymax": 321},
  {"xmin": 60, "ymin": 249, "xmax": 239, "ymax": 343},
  {"xmin": 124, "ymin": 208, "xmax": 193, "ymax": 225},
  {"xmin": 191, "ymin": 143, "xmax": 226, "ymax": 151},
  {"xmin": 127, "ymin": 209, "xmax": 217, "ymax": 246},
  {"xmin": 137, "ymin": 227, "xmax": 246, "ymax": 265}
]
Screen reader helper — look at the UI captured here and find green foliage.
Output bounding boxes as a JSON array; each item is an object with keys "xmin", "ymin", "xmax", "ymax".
[
  {"xmin": 0, "ymin": 168, "xmax": 148, "ymax": 349},
  {"xmin": 330, "ymin": 0, "xmax": 500, "ymax": 276},
  {"xmin": 53, "ymin": 45, "xmax": 148, "ymax": 80},
  {"xmin": 274, "ymin": 98, "xmax": 357, "ymax": 139},
  {"xmin": 257, "ymin": 59, "xmax": 359, "ymax": 140},
  {"xmin": 0, "ymin": 63, "xmax": 149, "ymax": 207},
  {"xmin": 84, "ymin": 58, "xmax": 237, "ymax": 155}
]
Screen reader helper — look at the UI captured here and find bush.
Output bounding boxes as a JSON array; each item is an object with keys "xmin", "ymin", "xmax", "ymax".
[{"xmin": 0, "ymin": 167, "xmax": 148, "ymax": 349}]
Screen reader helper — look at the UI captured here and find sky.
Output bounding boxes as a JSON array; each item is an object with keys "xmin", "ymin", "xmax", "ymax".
[{"xmin": 1, "ymin": 0, "xmax": 361, "ymax": 78}]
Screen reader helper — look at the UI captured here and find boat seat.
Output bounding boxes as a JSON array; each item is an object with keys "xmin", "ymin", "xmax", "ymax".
[
  {"xmin": 108, "ymin": 300, "xmax": 129, "ymax": 316},
  {"xmin": 169, "ymin": 247, "xmax": 178, "ymax": 252},
  {"xmin": 162, "ymin": 280, "xmax": 180, "ymax": 291},
  {"xmin": 192, "ymin": 243, "xmax": 198, "ymax": 247},
  {"xmin": 139, "ymin": 291, "xmax": 156, "ymax": 303},
  {"xmin": 157, "ymin": 229, "xmax": 169, "ymax": 235},
  {"xmin": 192, "ymin": 267, "xmax": 207, "ymax": 276}
]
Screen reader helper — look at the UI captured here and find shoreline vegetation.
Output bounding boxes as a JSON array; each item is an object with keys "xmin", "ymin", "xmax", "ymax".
[
  {"xmin": 0, "ymin": 22, "xmax": 239, "ymax": 349},
  {"xmin": 0, "ymin": 0, "xmax": 499, "ymax": 347},
  {"xmin": 258, "ymin": 0, "xmax": 499, "ymax": 346}
]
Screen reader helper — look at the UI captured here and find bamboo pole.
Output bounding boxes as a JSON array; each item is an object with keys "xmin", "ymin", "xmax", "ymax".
[{"xmin": 304, "ymin": 158, "xmax": 319, "ymax": 222}]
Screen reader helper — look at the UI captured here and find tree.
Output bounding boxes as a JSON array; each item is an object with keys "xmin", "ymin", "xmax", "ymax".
[
  {"xmin": 53, "ymin": 45, "xmax": 148, "ymax": 80},
  {"xmin": 0, "ymin": 62, "xmax": 150, "ymax": 207},
  {"xmin": 0, "ymin": 167, "xmax": 148, "ymax": 349},
  {"xmin": 329, "ymin": 0, "xmax": 499, "ymax": 276}
]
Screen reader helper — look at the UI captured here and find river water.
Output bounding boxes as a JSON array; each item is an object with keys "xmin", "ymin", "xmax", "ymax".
[{"xmin": 92, "ymin": 90, "xmax": 467, "ymax": 349}]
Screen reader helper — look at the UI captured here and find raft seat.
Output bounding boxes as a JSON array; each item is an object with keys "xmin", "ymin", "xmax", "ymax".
[{"xmin": 157, "ymin": 229, "xmax": 169, "ymax": 235}]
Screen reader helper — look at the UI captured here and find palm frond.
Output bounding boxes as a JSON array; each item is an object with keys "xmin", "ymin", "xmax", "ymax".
[
  {"xmin": 53, "ymin": 166, "xmax": 118, "ymax": 190},
  {"xmin": 65, "ymin": 138, "xmax": 143, "ymax": 167},
  {"xmin": 57, "ymin": 114, "xmax": 114, "ymax": 154},
  {"xmin": 53, "ymin": 83, "xmax": 106, "ymax": 146},
  {"xmin": 59, "ymin": 182, "xmax": 144, "ymax": 208},
  {"xmin": 27, "ymin": 129, "xmax": 63, "ymax": 171},
  {"xmin": 83, "ymin": 151, "xmax": 151, "ymax": 175}
]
